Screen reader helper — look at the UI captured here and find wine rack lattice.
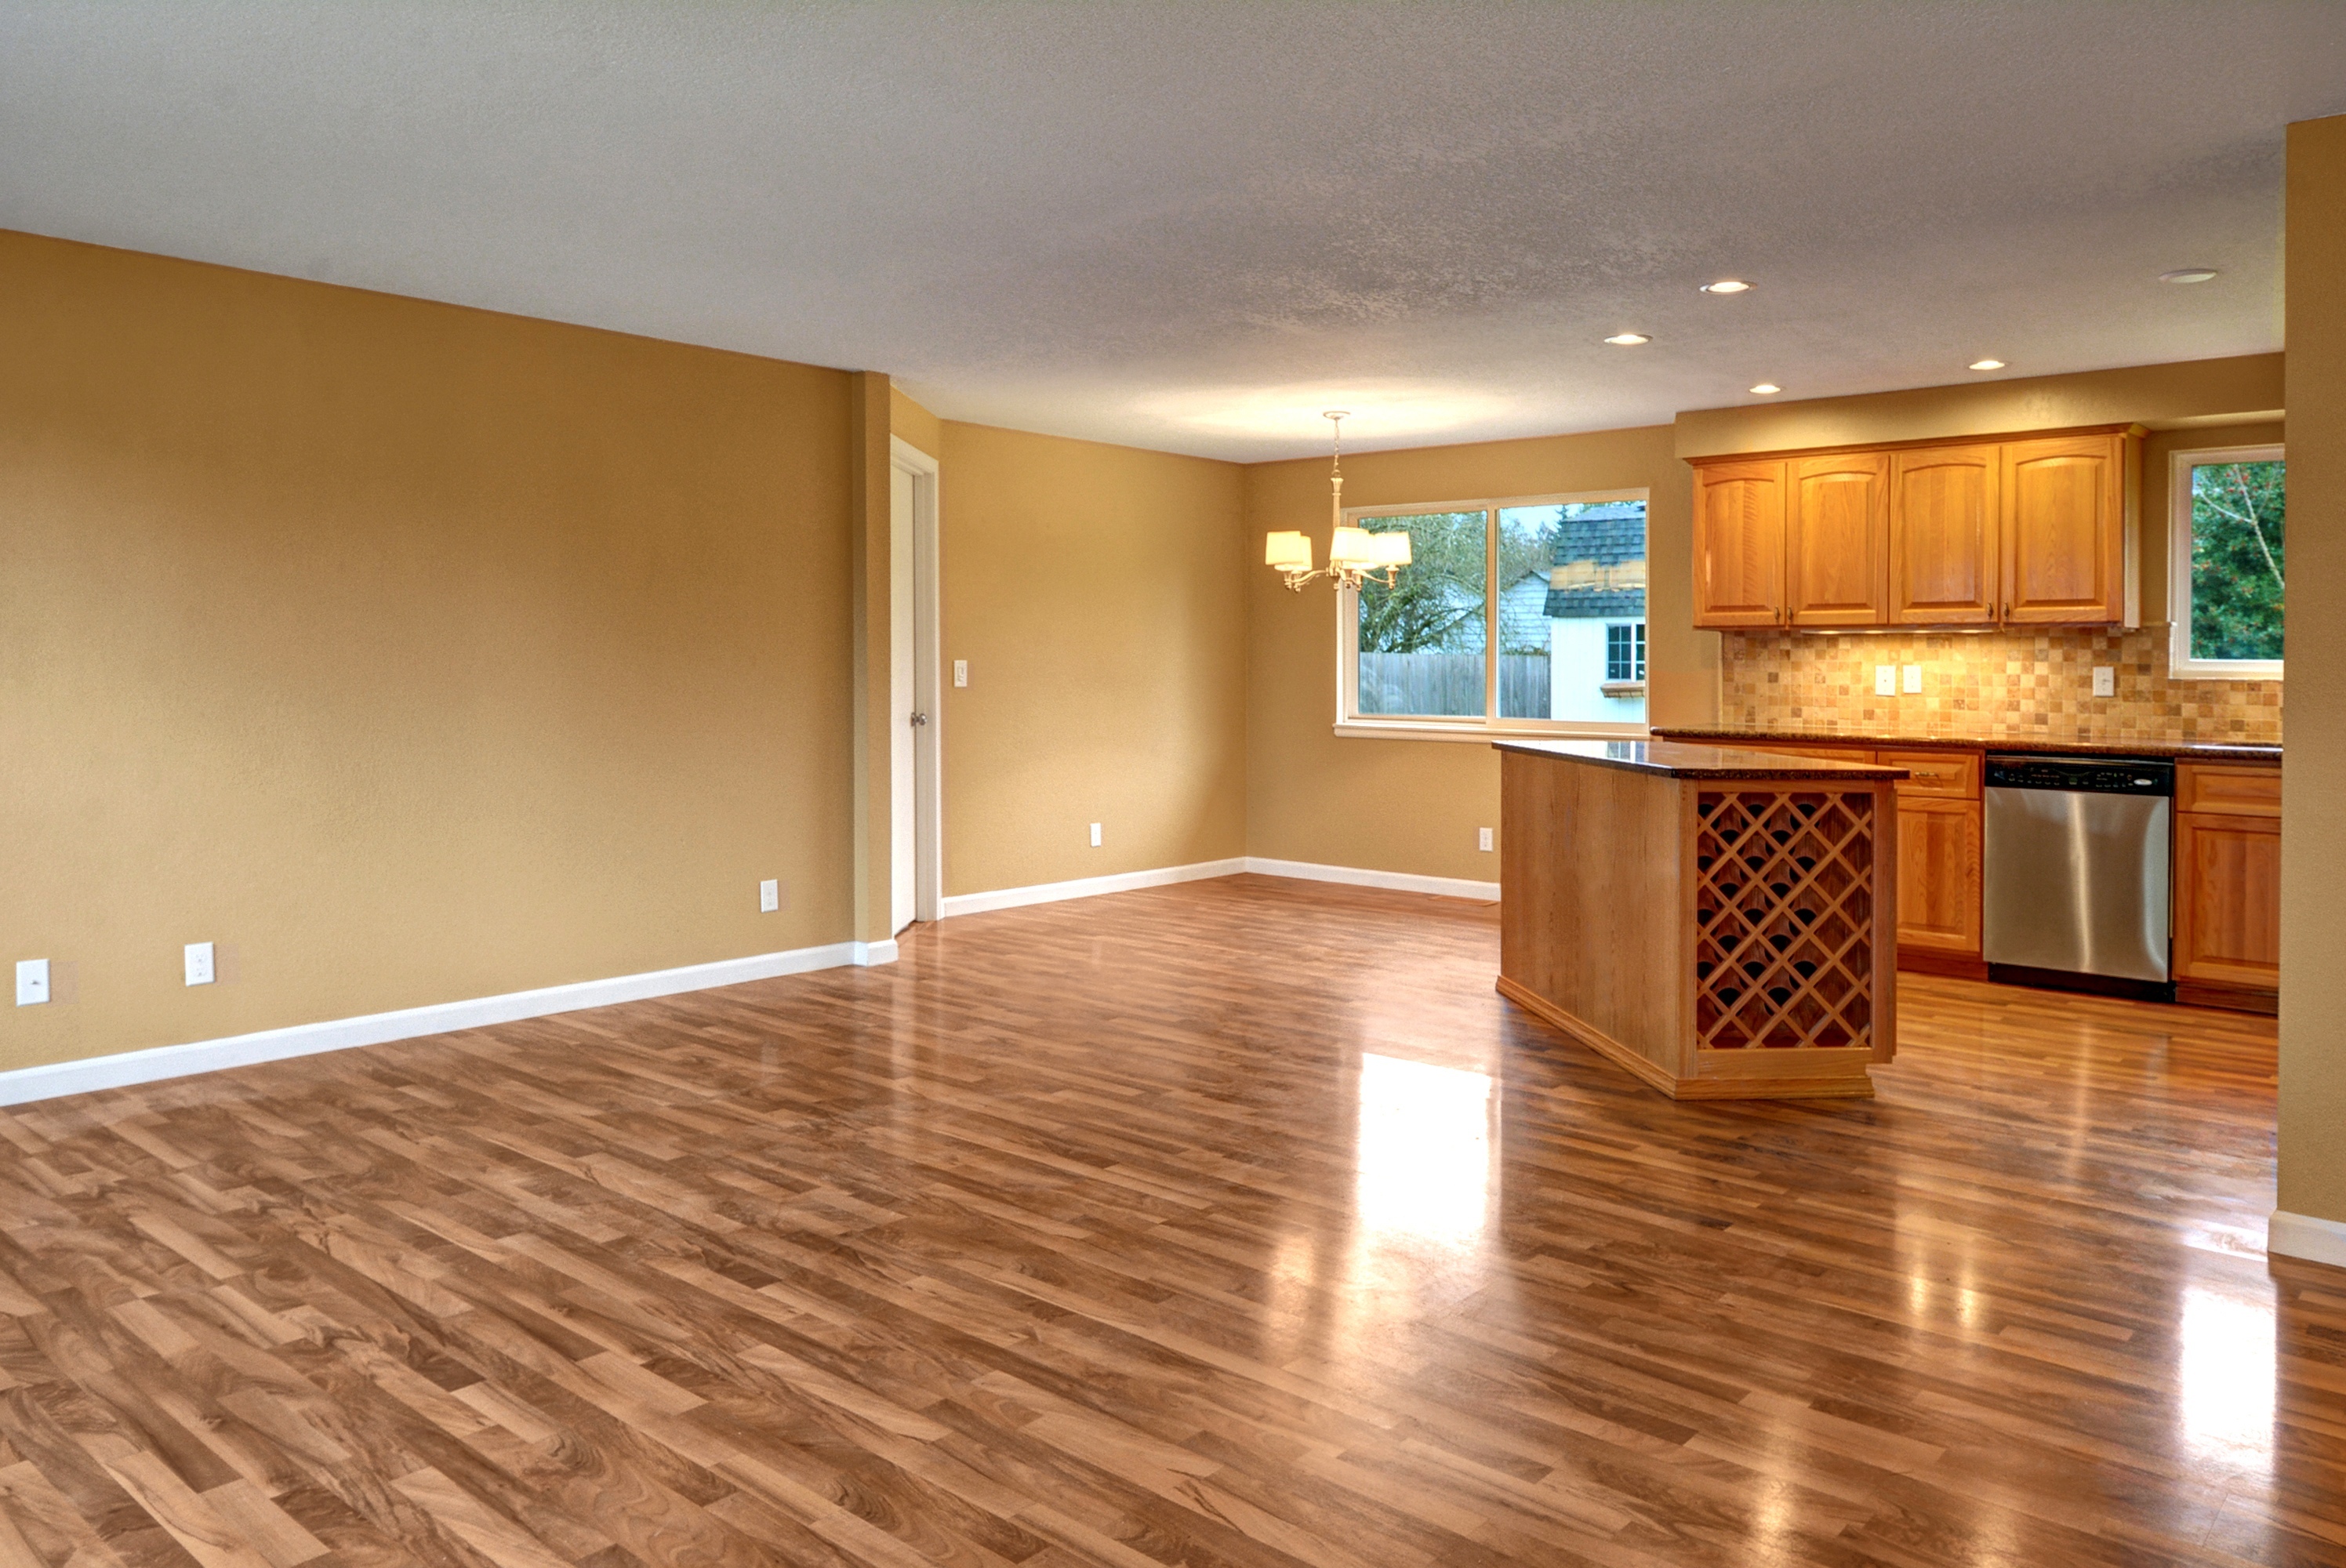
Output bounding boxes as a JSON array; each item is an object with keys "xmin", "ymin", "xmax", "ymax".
[{"xmin": 1693, "ymin": 789, "xmax": 1877, "ymax": 1051}]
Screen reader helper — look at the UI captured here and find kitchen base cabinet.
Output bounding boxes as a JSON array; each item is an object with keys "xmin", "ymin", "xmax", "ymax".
[
  {"xmin": 2174, "ymin": 763, "xmax": 2280, "ymax": 1011},
  {"xmin": 1894, "ymin": 797, "xmax": 1984, "ymax": 966},
  {"xmin": 2174, "ymin": 809, "xmax": 2281, "ymax": 1011},
  {"xmin": 1496, "ymin": 739, "xmax": 1904, "ymax": 1099}
]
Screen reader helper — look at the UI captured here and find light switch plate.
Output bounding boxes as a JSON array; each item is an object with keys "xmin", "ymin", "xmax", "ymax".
[
  {"xmin": 184, "ymin": 942, "xmax": 215, "ymax": 986},
  {"xmin": 953, "ymin": 660, "xmax": 968, "ymax": 688},
  {"xmin": 759, "ymin": 878, "xmax": 779, "ymax": 913},
  {"xmin": 1089, "ymin": 822, "xmax": 1102, "ymax": 848},
  {"xmin": 1874, "ymin": 665, "xmax": 1896, "ymax": 696},
  {"xmin": 1902, "ymin": 664, "xmax": 1922, "ymax": 693},
  {"xmin": 15, "ymin": 959, "xmax": 49, "ymax": 1007},
  {"xmin": 2092, "ymin": 666, "xmax": 2115, "ymax": 697}
]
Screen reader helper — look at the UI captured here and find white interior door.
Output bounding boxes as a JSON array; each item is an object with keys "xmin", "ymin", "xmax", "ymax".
[{"xmin": 888, "ymin": 461, "xmax": 917, "ymax": 935}]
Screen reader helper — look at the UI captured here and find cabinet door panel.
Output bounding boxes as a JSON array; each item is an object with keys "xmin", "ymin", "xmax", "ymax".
[
  {"xmin": 2003, "ymin": 434, "xmax": 2126, "ymax": 624},
  {"xmin": 1692, "ymin": 460, "xmax": 1786, "ymax": 628},
  {"xmin": 2174, "ymin": 811, "xmax": 2281, "ymax": 987},
  {"xmin": 1786, "ymin": 452, "xmax": 1889, "ymax": 626},
  {"xmin": 1896, "ymin": 797, "xmax": 1982, "ymax": 954},
  {"xmin": 1889, "ymin": 445, "xmax": 1998, "ymax": 624}
]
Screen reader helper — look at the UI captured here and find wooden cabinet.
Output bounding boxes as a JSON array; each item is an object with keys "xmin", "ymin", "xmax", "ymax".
[
  {"xmin": 1878, "ymin": 747, "xmax": 1984, "ymax": 965},
  {"xmin": 1740, "ymin": 742, "xmax": 1877, "ymax": 765},
  {"xmin": 1690, "ymin": 426, "xmax": 2137, "ymax": 630},
  {"xmin": 1786, "ymin": 452, "xmax": 1890, "ymax": 626},
  {"xmin": 2174, "ymin": 764, "xmax": 2281, "ymax": 1007},
  {"xmin": 1894, "ymin": 797, "xmax": 1984, "ymax": 957},
  {"xmin": 2002, "ymin": 434, "xmax": 2130, "ymax": 625},
  {"xmin": 2178, "ymin": 764, "xmax": 2279, "ymax": 818},
  {"xmin": 1879, "ymin": 746, "xmax": 1980, "ymax": 800},
  {"xmin": 1692, "ymin": 460, "xmax": 1787, "ymax": 627},
  {"xmin": 1889, "ymin": 445, "xmax": 1998, "ymax": 624}
]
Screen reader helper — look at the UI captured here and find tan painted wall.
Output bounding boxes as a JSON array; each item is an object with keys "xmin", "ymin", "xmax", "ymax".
[
  {"xmin": 0, "ymin": 231, "xmax": 855, "ymax": 1072},
  {"xmin": 1674, "ymin": 353, "xmax": 2284, "ymax": 459},
  {"xmin": 890, "ymin": 387, "xmax": 943, "ymax": 459},
  {"xmin": 1243, "ymin": 425, "xmax": 1700, "ymax": 882},
  {"xmin": 2280, "ymin": 115, "xmax": 2346, "ymax": 1229},
  {"xmin": 936, "ymin": 422, "xmax": 1246, "ymax": 895}
]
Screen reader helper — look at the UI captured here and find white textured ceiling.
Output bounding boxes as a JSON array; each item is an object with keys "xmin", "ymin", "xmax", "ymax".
[{"xmin": 3, "ymin": 2, "xmax": 2341, "ymax": 460}]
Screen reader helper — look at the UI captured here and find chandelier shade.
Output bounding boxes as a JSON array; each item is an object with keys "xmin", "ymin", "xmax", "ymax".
[{"xmin": 1265, "ymin": 412, "xmax": 1411, "ymax": 593}]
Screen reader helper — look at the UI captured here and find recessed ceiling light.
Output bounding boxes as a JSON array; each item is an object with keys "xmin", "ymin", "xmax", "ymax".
[
  {"xmin": 1969, "ymin": 359, "xmax": 2006, "ymax": 371},
  {"xmin": 1603, "ymin": 332, "xmax": 1651, "ymax": 346},
  {"xmin": 1701, "ymin": 279, "xmax": 1752, "ymax": 295},
  {"xmin": 2160, "ymin": 267, "xmax": 2218, "ymax": 284},
  {"xmin": 1749, "ymin": 383, "xmax": 1781, "ymax": 395}
]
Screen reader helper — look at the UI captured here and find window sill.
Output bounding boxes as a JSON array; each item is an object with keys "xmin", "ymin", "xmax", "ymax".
[
  {"xmin": 1334, "ymin": 720, "xmax": 1652, "ymax": 745},
  {"xmin": 2168, "ymin": 661, "xmax": 2282, "ymax": 682},
  {"xmin": 1600, "ymin": 680, "xmax": 1647, "ymax": 698}
]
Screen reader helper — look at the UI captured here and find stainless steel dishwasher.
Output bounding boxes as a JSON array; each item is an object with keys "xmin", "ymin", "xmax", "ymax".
[{"xmin": 1982, "ymin": 754, "xmax": 2174, "ymax": 999}]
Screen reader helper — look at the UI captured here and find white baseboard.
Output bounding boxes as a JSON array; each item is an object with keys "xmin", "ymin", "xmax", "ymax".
[
  {"xmin": 2272, "ymin": 1209, "xmax": 2346, "ymax": 1269},
  {"xmin": 1242, "ymin": 856, "xmax": 1501, "ymax": 903},
  {"xmin": 938, "ymin": 855, "xmax": 1499, "ymax": 918},
  {"xmin": 10, "ymin": 856, "xmax": 1493, "ymax": 1108},
  {"xmin": 939, "ymin": 858, "xmax": 1247, "ymax": 918},
  {"xmin": 0, "ymin": 938, "xmax": 881, "ymax": 1109}
]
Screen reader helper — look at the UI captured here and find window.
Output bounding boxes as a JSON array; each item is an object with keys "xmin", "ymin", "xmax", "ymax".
[
  {"xmin": 2169, "ymin": 446, "xmax": 2284, "ymax": 679},
  {"xmin": 1343, "ymin": 492, "xmax": 1649, "ymax": 735},
  {"xmin": 1604, "ymin": 622, "xmax": 1646, "ymax": 685}
]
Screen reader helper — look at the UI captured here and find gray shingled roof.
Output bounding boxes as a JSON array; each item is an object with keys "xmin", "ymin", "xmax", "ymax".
[{"xmin": 1542, "ymin": 503, "xmax": 1647, "ymax": 620}]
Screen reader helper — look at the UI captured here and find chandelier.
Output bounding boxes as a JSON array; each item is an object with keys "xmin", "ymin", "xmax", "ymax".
[{"xmin": 1265, "ymin": 411, "xmax": 1411, "ymax": 590}]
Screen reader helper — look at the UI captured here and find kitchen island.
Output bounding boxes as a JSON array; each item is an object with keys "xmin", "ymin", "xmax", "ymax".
[{"xmin": 1495, "ymin": 739, "xmax": 1908, "ymax": 1100}]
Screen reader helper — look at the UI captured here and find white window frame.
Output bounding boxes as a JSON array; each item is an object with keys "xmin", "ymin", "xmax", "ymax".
[
  {"xmin": 2168, "ymin": 444, "xmax": 2284, "ymax": 681},
  {"xmin": 1335, "ymin": 488, "xmax": 1653, "ymax": 742}
]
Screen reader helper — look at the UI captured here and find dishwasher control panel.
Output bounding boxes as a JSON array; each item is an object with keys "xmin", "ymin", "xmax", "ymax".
[{"xmin": 1985, "ymin": 756, "xmax": 2174, "ymax": 796}]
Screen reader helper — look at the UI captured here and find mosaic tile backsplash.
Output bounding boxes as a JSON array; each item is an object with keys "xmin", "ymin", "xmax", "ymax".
[{"xmin": 1720, "ymin": 627, "xmax": 2282, "ymax": 746}]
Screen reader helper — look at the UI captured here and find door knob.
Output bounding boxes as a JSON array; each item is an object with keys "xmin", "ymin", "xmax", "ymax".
[{"xmin": 910, "ymin": 712, "xmax": 928, "ymax": 726}]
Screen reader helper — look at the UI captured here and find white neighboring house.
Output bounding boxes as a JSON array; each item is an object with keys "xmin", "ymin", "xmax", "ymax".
[{"xmin": 1497, "ymin": 502, "xmax": 1647, "ymax": 724}]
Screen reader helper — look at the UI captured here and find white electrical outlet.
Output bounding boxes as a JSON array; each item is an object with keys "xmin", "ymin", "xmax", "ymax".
[
  {"xmin": 1874, "ymin": 665, "xmax": 1896, "ymax": 696},
  {"xmin": 184, "ymin": 942, "xmax": 215, "ymax": 986},
  {"xmin": 1089, "ymin": 822, "xmax": 1102, "ymax": 848},
  {"xmin": 2092, "ymin": 666, "xmax": 2115, "ymax": 698},
  {"xmin": 1903, "ymin": 664, "xmax": 1922, "ymax": 694},
  {"xmin": 15, "ymin": 959, "xmax": 49, "ymax": 1007},
  {"xmin": 759, "ymin": 878, "xmax": 779, "ymax": 913},
  {"xmin": 1478, "ymin": 827, "xmax": 1494, "ymax": 852},
  {"xmin": 953, "ymin": 659, "xmax": 968, "ymax": 688}
]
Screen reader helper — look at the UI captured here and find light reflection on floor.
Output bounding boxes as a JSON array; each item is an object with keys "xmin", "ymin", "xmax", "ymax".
[
  {"xmin": 1353, "ymin": 1051, "xmax": 1497, "ymax": 1247},
  {"xmin": 2179, "ymin": 1280, "xmax": 2278, "ymax": 1475}
]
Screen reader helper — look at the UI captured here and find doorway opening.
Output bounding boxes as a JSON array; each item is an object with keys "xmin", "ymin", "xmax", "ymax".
[{"xmin": 890, "ymin": 438, "xmax": 942, "ymax": 933}]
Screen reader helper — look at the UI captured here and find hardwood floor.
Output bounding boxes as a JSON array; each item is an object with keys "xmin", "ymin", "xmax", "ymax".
[{"xmin": 0, "ymin": 873, "xmax": 2337, "ymax": 1568}]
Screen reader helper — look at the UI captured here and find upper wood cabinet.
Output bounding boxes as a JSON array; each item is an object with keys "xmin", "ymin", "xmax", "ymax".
[
  {"xmin": 1689, "ymin": 426, "xmax": 2138, "ymax": 630},
  {"xmin": 1691, "ymin": 459, "xmax": 1787, "ymax": 628},
  {"xmin": 1888, "ymin": 445, "xmax": 1998, "ymax": 625},
  {"xmin": 1786, "ymin": 452, "xmax": 1889, "ymax": 627},
  {"xmin": 2002, "ymin": 434, "xmax": 2130, "ymax": 624}
]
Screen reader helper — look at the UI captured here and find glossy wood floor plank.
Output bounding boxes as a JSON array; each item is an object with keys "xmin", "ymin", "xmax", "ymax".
[{"xmin": 0, "ymin": 873, "xmax": 2337, "ymax": 1567}]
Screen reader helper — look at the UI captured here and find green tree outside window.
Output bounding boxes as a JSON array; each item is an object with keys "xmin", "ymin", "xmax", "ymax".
[{"xmin": 2189, "ymin": 460, "xmax": 2285, "ymax": 662}]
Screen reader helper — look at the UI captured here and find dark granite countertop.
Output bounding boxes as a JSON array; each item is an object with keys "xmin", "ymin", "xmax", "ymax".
[
  {"xmin": 1652, "ymin": 726, "xmax": 2282, "ymax": 765},
  {"xmin": 1494, "ymin": 738, "xmax": 1909, "ymax": 781}
]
